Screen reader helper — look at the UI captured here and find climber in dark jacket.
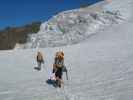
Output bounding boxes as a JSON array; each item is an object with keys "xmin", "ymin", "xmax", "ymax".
[
  {"xmin": 36, "ymin": 51, "xmax": 44, "ymax": 70},
  {"xmin": 53, "ymin": 51, "xmax": 64, "ymax": 87}
]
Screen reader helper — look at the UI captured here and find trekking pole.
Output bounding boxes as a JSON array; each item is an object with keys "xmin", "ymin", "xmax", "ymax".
[{"xmin": 65, "ymin": 69, "xmax": 68, "ymax": 80}]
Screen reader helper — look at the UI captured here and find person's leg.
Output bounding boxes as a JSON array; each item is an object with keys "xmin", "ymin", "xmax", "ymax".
[
  {"xmin": 55, "ymin": 72, "xmax": 61, "ymax": 87},
  {"xmin": 37, "ymin": 61, "xmax": 41, "ymax": 70},
  {"xmin": 58, "ymin": 74, "xmax": 63, "ymax": 88},
  {"xmin": 53, "ymin": 68, "xmax": 55, "ymax": 73},
  {"xmin": 54, "ymin": 76, "xmax": 58, "ymax": 87}
]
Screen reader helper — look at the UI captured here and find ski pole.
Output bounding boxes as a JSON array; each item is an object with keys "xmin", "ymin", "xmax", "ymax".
[{"xmin": 65, "ymin": 70, "xmax": 68, "ymax": 80}]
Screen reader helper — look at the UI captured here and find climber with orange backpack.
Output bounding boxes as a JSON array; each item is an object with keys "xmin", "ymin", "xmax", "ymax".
[{"xmin": 52, "ymin": 51, "xmax": 68, "ymax": 87}]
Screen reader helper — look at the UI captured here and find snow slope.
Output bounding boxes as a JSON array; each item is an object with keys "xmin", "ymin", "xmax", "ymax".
[
  {"xmin": 0, "ymin": 0, "xmax": 133, "ymax": 100},
  {"xmin": 104, "ymin": 0, "xmax": 133, "ymax": 19}
]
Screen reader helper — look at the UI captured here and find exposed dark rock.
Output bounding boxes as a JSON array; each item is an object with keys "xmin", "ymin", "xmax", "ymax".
[{"xmin": 0, "ymin": 22, "xmax": 41, "ymax": 50}]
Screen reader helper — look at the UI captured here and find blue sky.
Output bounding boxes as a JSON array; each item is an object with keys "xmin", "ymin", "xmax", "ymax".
[{"xmin": 0, "ymin": 0, "xmax": 102, "ymax": 29}]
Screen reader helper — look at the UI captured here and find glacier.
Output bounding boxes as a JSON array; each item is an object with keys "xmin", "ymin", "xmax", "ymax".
[{"xmin": 24, "ymin": 0, "xmax": 126, "ymax": 49}]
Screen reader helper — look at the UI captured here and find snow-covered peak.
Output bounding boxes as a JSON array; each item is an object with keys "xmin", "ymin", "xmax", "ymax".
[{"xmin": 24, "ymin": 0, "xmax": 132, "ymax": 49}]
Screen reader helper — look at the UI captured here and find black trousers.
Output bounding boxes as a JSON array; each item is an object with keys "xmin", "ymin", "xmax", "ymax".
[{"xmin": 55, "ymin": 68, "xmax": 63, "ymax": 79}]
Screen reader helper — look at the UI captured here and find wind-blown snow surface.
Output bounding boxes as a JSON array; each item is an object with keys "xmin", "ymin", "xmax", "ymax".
[{"xmin": 0, "ymin": 0, "xmax": 133, "ymax": 100}]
